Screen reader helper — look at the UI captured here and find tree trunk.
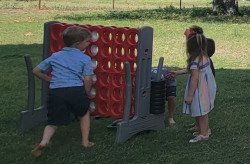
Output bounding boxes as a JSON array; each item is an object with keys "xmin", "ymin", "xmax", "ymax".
[
  {"xmin": 212, "ymin": 0, "xmax": 240, "ymax": 15},
  {"xmin": 38, "ymin": 0, "xmax": 41, "ymax": 9}
]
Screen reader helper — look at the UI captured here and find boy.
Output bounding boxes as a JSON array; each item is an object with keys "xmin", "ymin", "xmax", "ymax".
[
  {"xmin": 151, "ymin": 66, "xmax": 177, "ymax": 126},
  {"xmin": 31, "ymin": 26, "xmax": 94, "ymax": 157}
]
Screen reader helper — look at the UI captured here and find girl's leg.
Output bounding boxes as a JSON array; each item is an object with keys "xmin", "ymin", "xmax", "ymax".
[
  {"xmin": 206, "ymin": 114, "xmax": 210, "ymax": 131},
  {"xmin": 198, "ymin": 114, "xmax": 209, "ymax": 136},
  {"xmin": 189, "ymin": 115, "xmax": 209, "ymax": 143},
  {"xmin": 195, "ymin": 117, "xmax": 200, "ymax": 133},
  {"xmin": 80, "ymin": 111, "xmax": 94, "ymax": 147}
]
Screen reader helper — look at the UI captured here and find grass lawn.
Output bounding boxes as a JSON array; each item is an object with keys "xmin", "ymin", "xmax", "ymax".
[{"xmin": 0, "ymin": 0, "xmax": 249, "ymax": 163}]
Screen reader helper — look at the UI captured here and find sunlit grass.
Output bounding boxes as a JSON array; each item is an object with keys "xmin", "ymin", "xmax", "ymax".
[{"xmin": 0, "ymin": 0, "xmax": 213, "ymax": 11}]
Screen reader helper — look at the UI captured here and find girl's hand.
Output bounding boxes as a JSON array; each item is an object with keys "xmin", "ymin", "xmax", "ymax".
[{"xmin": 185, "ymin": 96, "xmax": 193, "ymax": 105}]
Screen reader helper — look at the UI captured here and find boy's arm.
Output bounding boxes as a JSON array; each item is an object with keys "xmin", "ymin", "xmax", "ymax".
[
  {"xmin": 167, "ymin": 69, "xmax": 187, "ymax": 79},
  {"xmin": 175, "ymin": 69, "xmax": 188, "ymax": 75},
  {"xmin": 32, "ymin": 67, "xmax": 51, "ymax": 82},
  {"xmin": 185, "ymin": 69, "xmax": 199, "ymax": 104},
  {"xmin": 83, "ymin": 75, "xmax": 93, "ymax": 97}
]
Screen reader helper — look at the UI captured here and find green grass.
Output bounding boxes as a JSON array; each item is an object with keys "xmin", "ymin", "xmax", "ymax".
[{"xmin": 0, "ymin": 0, "xmax": 250, "ymax": 163}]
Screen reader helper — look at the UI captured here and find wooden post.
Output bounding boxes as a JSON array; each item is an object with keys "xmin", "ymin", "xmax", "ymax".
[
  {"xmin": 113, "ymin": 0, "xmax": 114, "ymax": 9},
  {"xmin": 38, "ymin": 0, "xmax": 41, "ymax": 9},
  {"xmin": 180, "ymin": 0, "xmax": 182, "ymax": 10}
]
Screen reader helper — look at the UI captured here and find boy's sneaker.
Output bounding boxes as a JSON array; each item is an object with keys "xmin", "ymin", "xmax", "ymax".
[
  {"xmin": 31, "ymin": 144, "xmax": 46, "ymax": 157},
  {"xmin": 192, "ymin": 129, "xmax": 212, "ymax": 137},
  {"xmin": 189, "ymin": 135, "xmax": 209, "ymax": 143}
]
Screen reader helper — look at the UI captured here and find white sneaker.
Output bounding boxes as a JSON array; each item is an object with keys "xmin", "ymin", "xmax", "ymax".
[
  {"xmin": 189, "ymin": 135, "xmax": 209, "ymax": 143},
  {"xmin": 192, "ymin": 129, "xmax": 212, "ymax": 137}
]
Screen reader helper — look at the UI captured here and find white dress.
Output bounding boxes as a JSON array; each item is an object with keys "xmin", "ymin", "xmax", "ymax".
[{"xmin": 182, "ymin": 57, "xmax": 217, "ymax": 117}]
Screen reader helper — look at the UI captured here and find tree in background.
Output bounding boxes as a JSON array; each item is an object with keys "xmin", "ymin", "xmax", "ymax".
[
  {"xmin": 212, "ymin": 0, "xmax": 241, "ymax": 15},
  {"xmin": 38, "ymin": 0, "xmax": 41, "ymax": 9}
]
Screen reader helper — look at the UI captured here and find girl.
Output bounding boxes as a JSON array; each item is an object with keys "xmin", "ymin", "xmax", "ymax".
[{"xmin": 183, "ymin": 34, "xmax": 216, "ymax": 143}]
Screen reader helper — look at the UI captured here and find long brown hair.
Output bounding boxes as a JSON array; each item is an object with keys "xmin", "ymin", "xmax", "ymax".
[{"xmin": 186, "ymin": 34, "xmax": 207, "ymax": 70}]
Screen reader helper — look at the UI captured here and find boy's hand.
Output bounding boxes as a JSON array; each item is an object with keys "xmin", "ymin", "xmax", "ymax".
[
  {"xmin": 33, "ymin": 67, "xmax": 51, "ymax": 82},
  {"xmin": 87, "ymin": 94, "xmax": 94, "ymax": 99},
  {"xmin": 45, "ymin": 75, "xmax": 51, "ymax": 82},
  {"xmin": 166, "ymin": 72, "xmax": 177, "ymax": 79}
]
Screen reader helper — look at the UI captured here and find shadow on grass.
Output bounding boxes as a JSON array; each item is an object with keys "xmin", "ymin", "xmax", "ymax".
[
  {"xmin": 0, "ymin": 43, "xmax": 43, "ymax": 60},
  {"xmin": 54, "ymin": 6, "xmax": 250, "ymax": 24}
]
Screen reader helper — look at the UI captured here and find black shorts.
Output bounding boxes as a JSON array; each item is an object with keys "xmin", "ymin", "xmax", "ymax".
[
  {"xmin": 166, "ymin": 86, "xmax": 176, "ymax": 99},
  {"xmin": 47, "ymin": 86, "xmax": 90, "ymax": 126}
]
